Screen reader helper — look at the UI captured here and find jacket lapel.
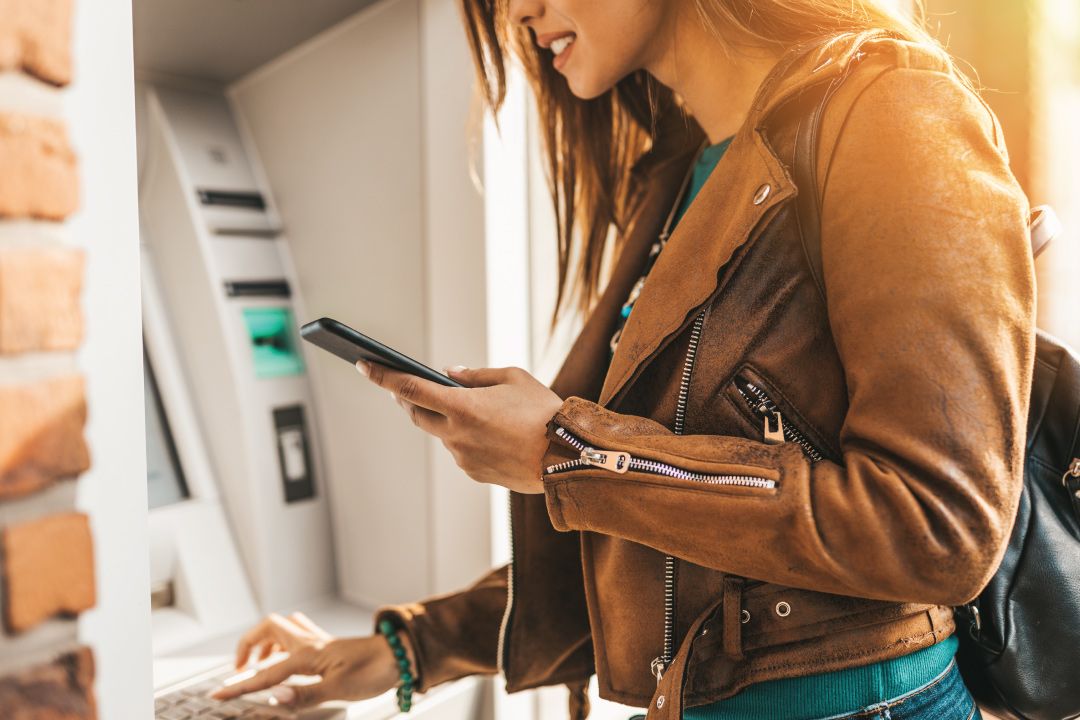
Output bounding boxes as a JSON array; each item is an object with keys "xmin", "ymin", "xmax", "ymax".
[
  {"xmin": 552, "ymin": 29, "xmax": 895, "ymax": 409},
  {"xmin": 548, "ymin": 124, "xmax": 703, "ymax": 402},
  {"xmin": 597, "ymin": 123, "xmax": 797, "ymax": 408},
  {"xmin": 595, "ymin": 29, "xmax": 897, "ymax": 409}
]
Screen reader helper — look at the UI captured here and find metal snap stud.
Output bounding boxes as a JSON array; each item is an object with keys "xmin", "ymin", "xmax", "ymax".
[
  {"xmin": 657, "ymin": 695, "xmax": 666, "ymax": 709},
  {"xmin": 701, "ymin": 627, "xmax": 709, "ymax": 636},
  {"xmin": 775, "ymin": 601, "xmax": 791, "ymax": 617},
  {"xmin": 753, "ymin": 183, "xmax": 771, "ymax": 205},
  {"xmin": 741, "ymin": 609, "xmax": 751, "ymax": 624}
]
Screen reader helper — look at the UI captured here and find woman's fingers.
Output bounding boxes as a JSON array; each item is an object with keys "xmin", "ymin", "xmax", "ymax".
[
  {"xmin": 234, "ymin": 616, "xmax": 278, "ymax": 669},
  {"xmin": 234, "ymin": 620, "xmax": 268, "ymax": 669},
  {"xmin": 396, "ymin": 395, "xmax": 450, "ymax": 437},
  {"xmin": 443, "ymin": 365, "xmax": 518, "ymax": 388},
  {"xmin": 255, "ymin": 640, "xmax": 279, "ymax": 663},
  {"xmin": 234, "ymin": 613, "xmax": 312, "ymax": 669},
  {"xmin": 357, "ymin": 360, "xmax": 459, "ymax": 416},
  {"xmin": 211, "ymin": 653, "xmax": 306, "ymax": 701},
  {"xmin": 289, "ymin": 612, "xmax": 333, "ymax": 642},
  {"xmin": 276, "ymin": 679, "xmax": 334, "ymax": 711}
]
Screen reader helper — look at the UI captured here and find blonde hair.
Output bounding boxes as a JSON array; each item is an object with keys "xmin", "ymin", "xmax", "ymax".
[{"xmin": 458, "ymin": 0, "xmax": 970, "ymax": 331}]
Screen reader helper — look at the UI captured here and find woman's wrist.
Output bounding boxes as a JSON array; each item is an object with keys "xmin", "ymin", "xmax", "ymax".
[
  {"xmin": 376, "ymin": 618, "xmax": 420, "ymax": 711},
  {"xmin": 396, "ymin": 629, "xmax": 420, "ymax": 685}
]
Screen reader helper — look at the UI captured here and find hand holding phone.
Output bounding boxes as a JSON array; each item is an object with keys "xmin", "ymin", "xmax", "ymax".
[{"xmin": 299, "ymin": 317, "xmax": 465, "ymax": 388}]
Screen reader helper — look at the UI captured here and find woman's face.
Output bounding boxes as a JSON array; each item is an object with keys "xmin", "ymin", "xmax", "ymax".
[{"xmin": 508, "ymin": 0, "xmax": 675, "ymax": 99}]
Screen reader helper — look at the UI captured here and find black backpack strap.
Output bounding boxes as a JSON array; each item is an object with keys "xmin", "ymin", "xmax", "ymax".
[
  {"xmin": 792, "ymin": 55, "xmax": 1061, "ymax": 300},
  {"xmin": 791, "ymin": 51, "xmax": 885, "ymax": 305},
  {"xmin": 791, "ymin": 81, "xmax": 832, "ymax": 305}
]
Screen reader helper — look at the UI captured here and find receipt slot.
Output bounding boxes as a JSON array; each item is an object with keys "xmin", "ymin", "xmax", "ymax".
[{"xmin": 273, "ymin": 405, "xmax": 316, "ymax": 503}]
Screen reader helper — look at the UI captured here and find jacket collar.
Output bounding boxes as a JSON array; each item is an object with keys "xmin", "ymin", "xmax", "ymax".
[{"xmin": 575, "ymin": 29, "xmax": 901, "ymax": 409}]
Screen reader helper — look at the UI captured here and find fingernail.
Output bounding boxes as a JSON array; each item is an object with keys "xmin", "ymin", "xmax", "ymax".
[
  {"xmin": 271, "ymin": 686, "xmax": 297, "ymax": 705},
  {"xmin": 447, "ymin": 365, "xmax": 467, "ymax": 375},
  {"xmin": 356, "ymin": 360, "xmax": 369, "ymax": 376}
]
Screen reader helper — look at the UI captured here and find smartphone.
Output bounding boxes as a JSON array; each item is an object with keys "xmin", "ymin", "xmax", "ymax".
[{"xmin": 300, "ymin": 317, "xmax": 465, "ymax": 388}]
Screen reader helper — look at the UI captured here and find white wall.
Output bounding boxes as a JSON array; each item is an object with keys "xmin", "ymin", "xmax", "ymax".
[
  {"xmin": 71, "ymin": 1, "xmax": 155, "ymax": 718},
  {"xmin": 229, "ymin": 0, "xmax": 492, "ymax": 607},
  {"xmin": 418, "ymin": 0, "xmax": 494, "ymax": 596}
]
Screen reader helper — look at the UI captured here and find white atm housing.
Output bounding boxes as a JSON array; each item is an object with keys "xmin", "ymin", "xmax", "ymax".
[
  {"xmin": 140, "ymin": 84, "xmax": 336, "ymax": 616},
  {"xmin": 133, "ymin": 0, "xmax": 520, "ymax": 715}
]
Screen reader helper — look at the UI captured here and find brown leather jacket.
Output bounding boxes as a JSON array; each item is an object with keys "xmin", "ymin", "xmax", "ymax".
[{"xmin": 373, "ymin": 29, "xmax": 1036, "ymax": 719}]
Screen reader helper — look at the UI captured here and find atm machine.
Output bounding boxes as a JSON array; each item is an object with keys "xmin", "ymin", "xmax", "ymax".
[{"xmin": 133, "ymin": 0, "xmax": 494, "ymax": 717}]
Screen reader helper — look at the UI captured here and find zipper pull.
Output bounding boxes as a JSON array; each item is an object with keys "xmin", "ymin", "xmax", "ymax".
[
  {"xmin": 650, "ymin": 656, "xmax": 665, "ymax": 684},
  {"xmin": 581, "ymin": 447, "xmax": 631, "ymax": 473},
  {"xmin": 763, "ymin": 411, "xmax": 785, "ymax": 444},
  {"xmin": 1062, "ymin": 457, "xmax": 1080, "ymax": 490}
]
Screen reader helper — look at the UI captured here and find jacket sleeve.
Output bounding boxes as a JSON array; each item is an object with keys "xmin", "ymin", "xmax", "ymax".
[
  {"xmin": 372, "ymin": 563, "xmax": 507, "ymax": 693},
  {"xmin": 539, "ymin": 65, "xmax": 1036, "ymax": 608}
]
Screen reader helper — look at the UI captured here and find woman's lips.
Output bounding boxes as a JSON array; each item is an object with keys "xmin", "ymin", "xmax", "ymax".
[{"xmin": 552, "ymin": 36, "xmax": 575, "ymax": 71}]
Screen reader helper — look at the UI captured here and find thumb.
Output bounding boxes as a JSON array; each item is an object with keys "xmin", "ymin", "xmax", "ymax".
[
  {"xmin": 444, "ymin": 365, "xmax": 511, "ymax": 388},
  {"xmin": 275, "ymin": 681, "xmax": 330, "ymax": 710}
]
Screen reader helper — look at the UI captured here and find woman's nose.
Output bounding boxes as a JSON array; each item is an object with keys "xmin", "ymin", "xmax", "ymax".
[{"xmin": 508, "ymin": 0, "xmax": 544, "ymax": 28}]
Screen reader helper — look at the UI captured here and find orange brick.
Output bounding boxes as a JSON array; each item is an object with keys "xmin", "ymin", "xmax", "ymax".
[
  {"xmin": 0, "ymin": 0, "xmax": 73, "ymax": 86},
  {"xmin": 0, "ymin": 113, "xmax": 78, "ymax": 220},
  {"xmin": 2, "ymin": 512, "xmax": 95, "ymax": 633},
  {"xmin": 0, "ymin": 646, "xmax": 96, "ymax": 718},
  {"xmin": 0, "ymin": 247, "xmax": 84, "ymax": 353},
  {"xmin": 0, "ymin": 375, "xmax": 90, "ymax": 500}
]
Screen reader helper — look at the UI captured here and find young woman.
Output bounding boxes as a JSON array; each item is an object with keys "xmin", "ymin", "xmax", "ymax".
[{"xmin": 213, "ymin": 1, "xmax": 1034, "ymax": 718}]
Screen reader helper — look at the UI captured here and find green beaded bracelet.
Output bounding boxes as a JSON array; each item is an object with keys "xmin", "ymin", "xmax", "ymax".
[{"xmin": 378, "ymin": 619, "xmax": 415, "ymax": 713}]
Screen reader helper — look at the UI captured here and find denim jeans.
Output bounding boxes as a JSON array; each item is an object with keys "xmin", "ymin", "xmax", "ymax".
[
  {"xmin": 627, "ymin": 656, "xmax": 982, "ymax": 720},
  {"xmin": 812, "ymin": 658, "xmax": 982, "ymax": 720}
]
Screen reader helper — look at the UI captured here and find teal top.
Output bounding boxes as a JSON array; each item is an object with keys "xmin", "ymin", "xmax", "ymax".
[
  {"xmin": 608, "ymin": 136, "xmax": 735, "ymax": 360},
  {"xmin": 607, "ymin": 136, "xmax": 960, "ymax": 719}
]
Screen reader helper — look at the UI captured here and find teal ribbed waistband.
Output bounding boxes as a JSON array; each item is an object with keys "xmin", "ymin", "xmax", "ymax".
[{"xmin": 682, "ymin": 633, "xmax": 959, "ymax": 720}]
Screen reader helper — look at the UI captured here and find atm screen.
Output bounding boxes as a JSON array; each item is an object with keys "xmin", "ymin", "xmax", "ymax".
[{"xmin": 144, "ymin": 349, "xmax": 190, "ymax": 509}]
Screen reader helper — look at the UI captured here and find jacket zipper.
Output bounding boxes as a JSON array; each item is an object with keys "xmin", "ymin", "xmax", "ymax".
[
  {"xmin": 496, "ymin": 489, "xmax": 514, "ymax": 677},
  {"xmin": 660, "ymin": 309, "xmax": 703, "ymax": 683},
  {"xmin": 541, "ymin": 315, "xmax": 821, "ymax": 687},
  {"xmin": 544, "ymin": 424, "xmax": 777, "ymax": 489},
  {"xmin": 660, "ymin": 309, "xmax": 706, "ymax": 683},
  {"xmin": 548, "ymin": 310, "xmax": 767, "ymax": 685},
  {"xmin": 544, "ymin": 313, "xmax": 780, "ymax": 684},
  {"xmin": 733, "ymin": 374, "xmax": 825, "ymax": 463}
]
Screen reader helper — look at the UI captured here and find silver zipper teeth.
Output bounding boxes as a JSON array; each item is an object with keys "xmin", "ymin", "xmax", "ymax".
[
  {"xmin": 662, "ymin": 553, "xmax": 677, "ymax": 672},
  {"xmin": 673, "ymin": 312, "xmax": 703, "ymax": 435},
  {"xmin": 495, "ymin": 490, "xmax": 514, "ymax": 676},
  {"xmin": 546, "ymin": 428, "xmax": 774, "ymax": 488},
  {"xmin": 735, "ymin": 379, "xmax": 824, "ymax": 462},
  {"xmin": 661, "ymin": 310, "xmax": 705, "ymax": 676}
]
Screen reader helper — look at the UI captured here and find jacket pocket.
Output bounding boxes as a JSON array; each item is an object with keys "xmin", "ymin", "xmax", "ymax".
[{"xmin": 724, "ymin": 365, "xmax": 835, "ymax": 463}]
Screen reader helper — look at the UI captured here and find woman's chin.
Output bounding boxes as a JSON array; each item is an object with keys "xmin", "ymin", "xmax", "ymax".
[{"xmin": 563, "ymin": 75, "xmax": 611, "ymax": 101}]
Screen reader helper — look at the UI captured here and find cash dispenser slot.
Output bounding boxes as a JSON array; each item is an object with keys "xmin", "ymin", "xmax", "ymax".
[{"xmin": 242, "ymin": 307, "xmax": 304, "ymax": 378}]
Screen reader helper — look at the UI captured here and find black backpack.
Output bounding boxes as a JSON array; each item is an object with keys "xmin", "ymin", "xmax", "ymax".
[{"xmin": 789, "ymin": 50, "xmax": 1080, "ymax": 720}]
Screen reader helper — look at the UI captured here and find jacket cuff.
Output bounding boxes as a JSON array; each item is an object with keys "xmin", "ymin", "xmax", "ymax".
[
  {"xmin": 540, "ymin": 397, "xmax": 588, "ymax": 531},
  {"xmin": 372, "ymin": 605, "xmax": 429, "ymax": 692},
  {"xmin": 370, "ymin": 563, "xmax": 508, "ymax": 694}
]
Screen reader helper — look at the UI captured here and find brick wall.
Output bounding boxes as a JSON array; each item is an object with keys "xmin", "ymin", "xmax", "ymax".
[{"xmin": 0, "ymin": 0, "xmax": 99, "ymax": 716}]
